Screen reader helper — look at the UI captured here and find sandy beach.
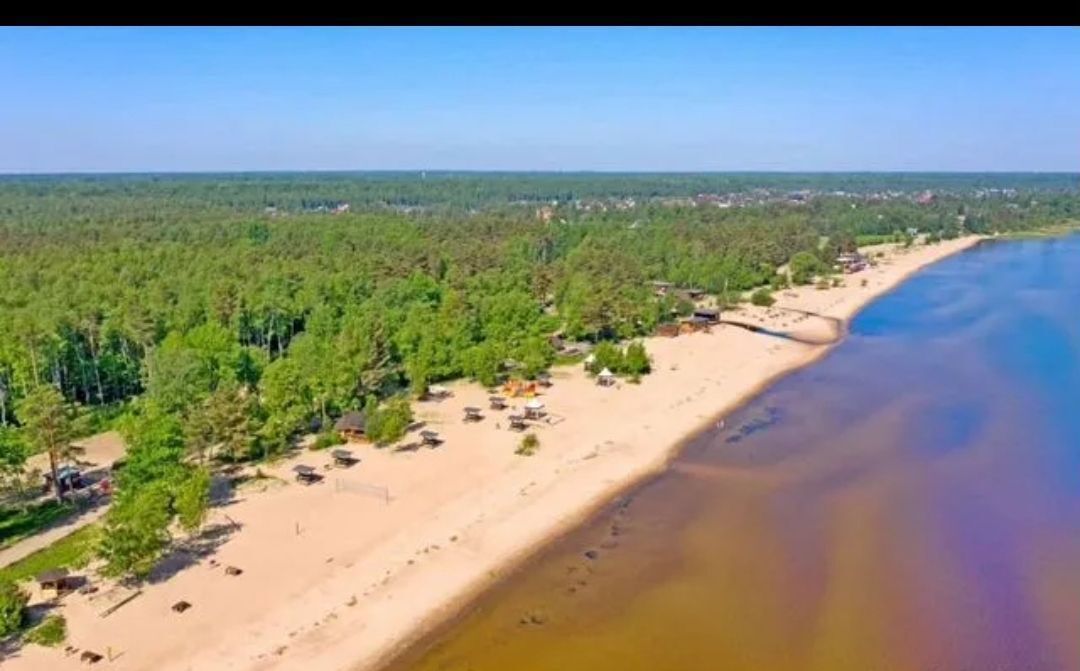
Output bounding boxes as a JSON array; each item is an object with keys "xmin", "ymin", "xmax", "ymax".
[{"xmin": 4, "ymin": 236, "xmax": 982, "ymax": 671}]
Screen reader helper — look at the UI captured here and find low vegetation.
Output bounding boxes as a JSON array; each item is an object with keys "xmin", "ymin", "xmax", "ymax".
[
  {"xmin": 311, "ymin": 430, "xmax": 345, "ymax": 450},
  {"xmin": 0, "ymin": 500, "xmax": 76, "ymax": 550},
  {"xmin": 0, "ymin": 524, "xmax": 101, "ymax": 585},
  {"xmin": 587, "ymin": 341, "xmax": 651, "ymax": 381},
  {"xmin": 750, "ymin": 288, "xmax": 775, "ymax": 307},
  {"xmin": 515, "ymin": 433, "xmax": 540, "ymax": 456},
  {"xmin": 25, "ymin": 614, "xmax": 66, "ymax": 647},
  {"xmin": 0, "ymin": 579, "xmax": 28, "ymax": 637}
]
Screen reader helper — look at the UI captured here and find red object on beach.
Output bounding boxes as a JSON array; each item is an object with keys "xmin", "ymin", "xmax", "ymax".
[{"xmin": 99, "ymin": 479, "xmax": 112, "ymax": 495}]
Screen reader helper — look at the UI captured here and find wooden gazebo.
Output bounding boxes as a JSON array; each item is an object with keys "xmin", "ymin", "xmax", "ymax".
[{"xmin": 334, "ymin": 411, "xmax": 367, "ymax": 441}]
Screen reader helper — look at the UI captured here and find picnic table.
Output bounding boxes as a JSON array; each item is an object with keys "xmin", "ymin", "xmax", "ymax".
[
  {"xmin": 507, "ymin": 415, "xmax": 527, "ymax": 431},
  {"xmin": 292, "ymin": 465, "xmax": 322, "ymax": 485},
  {"xmin": 330, "ymin": 449, "xmax": 357, "ymax": 467},
  {"xmin": 420, "ymin": 430, "xmax": 442, "ymax": 446}
]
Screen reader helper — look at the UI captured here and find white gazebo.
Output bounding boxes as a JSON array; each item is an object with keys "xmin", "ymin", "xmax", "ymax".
[
  {"xmin": 597, "ymin": 367, "xmax": 616, "ymax": 387},
  {"xmin": 524, "ymin": 399, "xmax": 545, "ymax": 419}
]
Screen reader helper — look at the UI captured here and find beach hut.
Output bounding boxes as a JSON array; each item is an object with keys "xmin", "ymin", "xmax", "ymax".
[
  {"xmin": 693, "ymin": 308, "xmax": 721, "ymax": 324},
  {"xmin": 292, "ymin": 465, "xmax": 322, "ymax": 485},
  {"xmin": 420, "ymin": 430, "xmax": 442, "ymax": 447},
  {"xmin": 508, "ymin": 414, "xmax": 527, "ymax": 432},
  {"xmin": 36, "ymin": 568, "xmax": 73, "ymax": 594},
  {"xmin": 524, "ymin": 399, "xmax": 545, "ymax": 420},
  {"xmin": 334, "ymin": 411, "xmax": 367, "ymax": 441},
  {"xmin": 463, "ymin": 406, "xmax": 483, "ymax": 423},
  {"xmin": 597, "ymin": 368, "xmax": 616, "ymax": 387},
  {"xmin": 489, "ymin": 396, "xmax": 507, "ymax": 411}
]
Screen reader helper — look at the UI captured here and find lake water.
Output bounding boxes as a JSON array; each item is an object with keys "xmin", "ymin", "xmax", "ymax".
[{"xmin": 390, "ymin": 236, "xmax": 1080, "ymax": 671}]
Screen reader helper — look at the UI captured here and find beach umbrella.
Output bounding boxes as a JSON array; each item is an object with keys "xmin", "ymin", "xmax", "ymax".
[{"xmin": 525, "ymin": 399, "xmax": 544, "ymax": 410}]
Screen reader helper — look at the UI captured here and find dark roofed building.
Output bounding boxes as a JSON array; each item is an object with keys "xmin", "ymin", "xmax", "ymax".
[
  {"xmin": 334, "ymin": 411, "xmax": 367, "ymax": 440},
  {"xmin": 692, "ymin": 308, "xmax": 721, "ymax": 323}
]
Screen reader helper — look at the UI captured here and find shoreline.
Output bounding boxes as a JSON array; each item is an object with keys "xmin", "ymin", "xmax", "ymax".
[
  {"xmin": 5, "ymin": 236, "xmax": 984, "ymax": 671},
  {"xmin": 365, "ymin": 235, "xmax": 985, "ymax": 671}
]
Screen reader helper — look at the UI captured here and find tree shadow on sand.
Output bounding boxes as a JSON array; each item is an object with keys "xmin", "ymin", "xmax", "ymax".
[
  {"xmin": 0, "ymin": 601, "xmax": 63, "ymax": 662},
  {"xmin": 147, "ymin": 522, "xmax": 241, "ymax": 585}
]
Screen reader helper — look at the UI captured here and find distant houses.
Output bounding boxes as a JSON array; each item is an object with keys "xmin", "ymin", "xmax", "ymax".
[{"xmin": 836, "ymin": 252, "xmax": 869, "ymax": 274}]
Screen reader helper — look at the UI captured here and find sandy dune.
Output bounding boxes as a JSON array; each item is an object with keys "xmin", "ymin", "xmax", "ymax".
[{"xmin": 4, "ymin": 236, "xmax": 982, "ymax": 671}]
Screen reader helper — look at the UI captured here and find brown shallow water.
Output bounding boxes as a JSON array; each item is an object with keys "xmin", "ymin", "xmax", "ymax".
[{"xmin": 387, "ymin": 237, "xmax": 1080, "ymax": 671}]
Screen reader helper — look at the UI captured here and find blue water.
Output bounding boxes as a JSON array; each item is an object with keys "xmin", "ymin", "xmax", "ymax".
[{"xmin": 395, "ymin": 236, "xmax": 1080, "ymax": 671}]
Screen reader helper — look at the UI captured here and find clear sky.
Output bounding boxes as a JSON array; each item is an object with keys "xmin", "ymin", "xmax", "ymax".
[{"xmin": 1, "ymin": 26, "xmax": 1078, "ymax": 173}]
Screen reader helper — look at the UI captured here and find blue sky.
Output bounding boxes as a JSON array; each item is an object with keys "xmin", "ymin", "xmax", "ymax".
[{"xmin": 1, "ymin": 27, "xmax": 1077, "ymax": 173}]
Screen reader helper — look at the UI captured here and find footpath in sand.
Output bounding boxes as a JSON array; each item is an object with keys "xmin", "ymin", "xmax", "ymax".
[{"xmin": 3, "ymin": 236, "xmax": 981, "ymax": 671}]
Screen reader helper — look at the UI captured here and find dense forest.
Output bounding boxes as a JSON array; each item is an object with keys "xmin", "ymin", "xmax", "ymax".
[
  {"xmin": 0, "ymin": 171, "xmax": 1075, "ymax": 581},
  {"xmin": 0, "ymin": 173, "xmax": 1077, "ymax": 460}
]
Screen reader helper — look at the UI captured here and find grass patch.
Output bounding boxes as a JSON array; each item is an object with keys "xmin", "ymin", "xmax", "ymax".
[
  {"xmin": 553, "ymin": 352, "xmax": 585, "ymax": 367},
  {"xmin": 0, "ymin": 501, "xmax": 77, "ymax": 550},
  {"xmin": 515, "ymin": 433, "xmax": 540, "ymax": 456},
  {"xmin": 0, "ymin": 524, "xmax": 101, "ymax": 585},
  {"xmin": 25, "ymin": 614, "xmax": 66, "ymax": 647}
]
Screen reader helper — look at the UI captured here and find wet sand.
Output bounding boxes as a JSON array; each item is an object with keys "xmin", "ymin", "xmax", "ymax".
[{"xmin": 388, "ymin": 235, "xmax": 1080, "ymax": 671}]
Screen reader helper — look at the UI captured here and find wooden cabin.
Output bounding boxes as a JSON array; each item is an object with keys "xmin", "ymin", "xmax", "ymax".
[
  {"xmin": 693, "ymin": 308, "xmax": 721, "ymax": 324},
  {"xmin": 680, "ymin": 315, "xmax": 712, "ymax": 334},
  {"xmin": 36, "ymin": 569, "xmax": 74, "ymax": 594},
  {"xmin": 334, "ymin": 411, "xmax": 367, "ymax": 441}
]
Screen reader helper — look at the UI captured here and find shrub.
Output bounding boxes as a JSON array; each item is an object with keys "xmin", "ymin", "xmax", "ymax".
[
  {"xmin": 789, "ymin": 251, "xmax": 826, "ymax": 285},
  {"xmin": 622, "ymin": 341, "xmax": 651, "ymax": 376},
  {"xmin": 0, "ymin": 579, "xmax": 28, "ymax": 637},
  {"xmin": 312, "ymin": 431, "xmax": 344, "ymax": 450},
  {"xmin": 366, "ymin": 396, "xmax": 414, "ymax": 446},
  {"xmin": 750, "ymin": 288, "xmax": 775, "ymax": 307},
  {"xmin": 25, "ymin": 614, "xmax": 66, "ymax": 647},
  {"xmin": 515, "ymin": 433, "xmax": 540, "ymax": 456},
  {"xmin": 588, "ymin": 341, "xmax": 624, "ymax": 376},
  {"xmin": 815, "ymin": 279, "xmax": 830, "ymax": 290}
]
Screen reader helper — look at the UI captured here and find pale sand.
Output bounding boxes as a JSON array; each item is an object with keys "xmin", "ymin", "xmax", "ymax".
[{"xmin": 5, "ymin": 237, "xmax": 982, "ymax": 671}]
